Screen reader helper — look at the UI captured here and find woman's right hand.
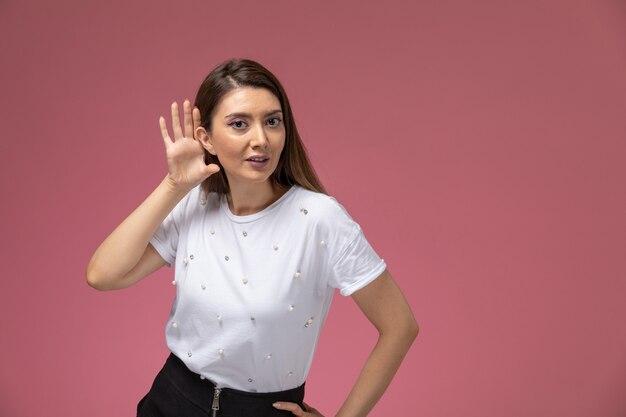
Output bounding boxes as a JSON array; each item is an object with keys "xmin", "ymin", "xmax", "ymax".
[
  {"xmin": 87, "ymin": 99, "xmax": 219, "ymax": 291},
  {"xmin": 159, "ymin": 99, "xmax": 220, "ymax": 191}
]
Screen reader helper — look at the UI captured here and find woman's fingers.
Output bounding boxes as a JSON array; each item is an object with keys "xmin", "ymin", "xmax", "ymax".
[
  {"xmin": 171, "ymin": 101, "xmax": 183, "ymax": 140},
  {"xmin": 205, "ymin": 163, "xmax": 220, "ymax": 176},
  {"xmin": 273, "ymin": 401, "xmax": 322, "ymax": 416},
  {"xmin": 164, "ymin": 100, "xmax": 196, "ymax": 143},
  {"xmin": 192, "ymin": 107, "xmax": 202, "ymax": 139},
  {"xmin": 159, "ymin": 116, "xmax": 173, "ymax": 147},
  {"xmin": 273, "ymin": 402, "xmax": 305, "ymax": 416},
  {"xmin": 183, "ymin": 100, "xmax": 194, "ymax": 140}
]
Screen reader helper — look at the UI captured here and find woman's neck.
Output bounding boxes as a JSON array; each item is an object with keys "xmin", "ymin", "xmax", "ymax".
[{"xmin": 226, "ymin": 181, "xmax": 289, "ymax": 216}]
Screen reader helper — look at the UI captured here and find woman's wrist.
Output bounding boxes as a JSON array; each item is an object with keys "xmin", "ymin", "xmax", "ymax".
[{"xmin": 161, "ymin": 174, "xmax": 195, "ymax": 199}]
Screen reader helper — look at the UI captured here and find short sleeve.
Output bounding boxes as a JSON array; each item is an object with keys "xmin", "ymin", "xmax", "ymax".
[
  {"xmin": 149, "ymin": 189, "xmax": 195, "ymax": 267},
  {"xmin": 325, "ymin": 201, "xmax": 387, "ymax": 296}
]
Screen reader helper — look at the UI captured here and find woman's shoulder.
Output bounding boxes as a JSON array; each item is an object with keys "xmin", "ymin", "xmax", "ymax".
[
  {"xmin": 290, "ymin": 186, "xmax": 362, "ymax": 255},
  {"xmin": 292, "ymin": 185, "xmax": 337, "ymax": 207},
  {"xmin": 290, "ymin": 186, "xmax": 353, "ymax": 223}
]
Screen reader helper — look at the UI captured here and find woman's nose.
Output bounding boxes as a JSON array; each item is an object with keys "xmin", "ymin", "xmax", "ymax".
[{"xmin": 250, "ymin": 123, "xmax": 269, "ymax": 148}]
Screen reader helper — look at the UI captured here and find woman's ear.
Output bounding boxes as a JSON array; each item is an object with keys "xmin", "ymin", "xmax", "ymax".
[{"xmin": 195, "ymin": 127, "xmax": 217, "ymax": 155}]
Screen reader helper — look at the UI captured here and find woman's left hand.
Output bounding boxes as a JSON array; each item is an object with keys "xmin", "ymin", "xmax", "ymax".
[{"xmin": 273, "ymin": 401, "xmax": 324, "ymax": 416}]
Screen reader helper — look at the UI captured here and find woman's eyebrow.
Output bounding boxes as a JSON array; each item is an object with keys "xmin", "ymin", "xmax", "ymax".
[{"xmin": 224, "ymin": 109, "xmax": 283, "ymax": 119}]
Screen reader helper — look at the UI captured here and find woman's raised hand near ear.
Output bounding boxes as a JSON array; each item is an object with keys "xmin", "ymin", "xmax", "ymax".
[
  {"xmin": 86, "ymin": 100, "xmax": 220, "ymax": 291},
  {"xmin": 159, "ymin": 100, "xmax": 220, "ymax": 191}
]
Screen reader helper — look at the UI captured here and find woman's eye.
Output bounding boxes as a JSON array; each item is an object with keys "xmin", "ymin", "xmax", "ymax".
[
  {"xmin": 228, "ymin": 120, "xmax": 247, "ymax": 129},
  {"xmin": 267, "ymin": 117, "xmax": 282, "ymax": 127}
]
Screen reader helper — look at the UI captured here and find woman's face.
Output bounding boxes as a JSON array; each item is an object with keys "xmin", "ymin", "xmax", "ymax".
[{"xmin": 200, "ymin": 87, "xmax": 285, "ymax": 190}]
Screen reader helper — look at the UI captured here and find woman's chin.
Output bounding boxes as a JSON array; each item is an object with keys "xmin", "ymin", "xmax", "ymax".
[{"xmin": 226, "ymin": 173, "xmax": 275, "ymax": 189}]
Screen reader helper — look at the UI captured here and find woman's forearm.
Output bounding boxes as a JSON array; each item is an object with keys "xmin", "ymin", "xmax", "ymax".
[
  {"xmin": 86, "ymin": 175, "xmax": 190, "ymax": 290},
  {"xmin": 335, "ymin": 325, "xmax": 418, "ymax": 417}
]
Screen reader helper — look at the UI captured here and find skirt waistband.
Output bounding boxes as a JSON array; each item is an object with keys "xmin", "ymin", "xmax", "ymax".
[{"xmin": 162, "ymin": 352, "xmax": 305, "ymax": 415}]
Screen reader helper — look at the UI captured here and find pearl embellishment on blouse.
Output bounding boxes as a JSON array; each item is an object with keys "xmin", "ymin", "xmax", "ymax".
[{"xmin": 158, "ymin": 188, "xmax": 370, "ymax": 390}]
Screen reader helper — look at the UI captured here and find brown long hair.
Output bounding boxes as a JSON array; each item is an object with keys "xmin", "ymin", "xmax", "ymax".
[{"xmin": 194, "ymin": 58, "xmax": 326, "ymax": 195}]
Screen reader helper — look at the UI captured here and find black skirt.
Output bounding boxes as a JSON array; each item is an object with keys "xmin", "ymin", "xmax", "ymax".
[{"xmin": 137, "ymin": 353, "xmax": 306, "ymax": 417}]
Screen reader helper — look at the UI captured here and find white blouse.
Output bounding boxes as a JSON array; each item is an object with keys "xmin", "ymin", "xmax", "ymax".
[{"xmin": 150, "ymin": 184, "xmax": 386, "ymax": 392}]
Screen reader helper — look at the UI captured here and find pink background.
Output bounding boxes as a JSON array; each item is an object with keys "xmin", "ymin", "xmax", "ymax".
[{"xmin": 1, "ymin": 0, "xmax": 625, "ymax": 416}]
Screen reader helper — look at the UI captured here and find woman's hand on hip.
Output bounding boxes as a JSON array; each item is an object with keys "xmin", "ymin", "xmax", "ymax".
[
  {"xmin": 273, "ymin": 401, "xmax": 324, "ymax": 416},
  {"xmin": 159, "ymin": 99, "xmax": 220, "ymax": 192}
]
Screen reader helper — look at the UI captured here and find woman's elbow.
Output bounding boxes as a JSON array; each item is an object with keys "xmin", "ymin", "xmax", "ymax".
[
  {"xmin": 408, "ymin": 318, "xmax": 419, "ymax": 341},
  {"xmin": 85, "ymin": 262, "xmax": 117, "ymax": 291},
  {"xmin": 86, "ymin": 265, "xmax": 104, "ymax": 291},
  {"xmin": 399, "ymin": 315, "xmax": 420, "ymax": 346}
]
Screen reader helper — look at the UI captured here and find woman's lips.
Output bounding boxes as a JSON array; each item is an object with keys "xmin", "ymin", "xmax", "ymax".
[{"xmin": 246, "ymin": 157, "xmax": 270, "ymax": 169}]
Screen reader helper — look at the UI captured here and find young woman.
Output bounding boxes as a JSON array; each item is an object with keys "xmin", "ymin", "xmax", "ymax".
[{"xmin": 86, "ymin": 58, "xmax": 418, "ymax": 417}]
